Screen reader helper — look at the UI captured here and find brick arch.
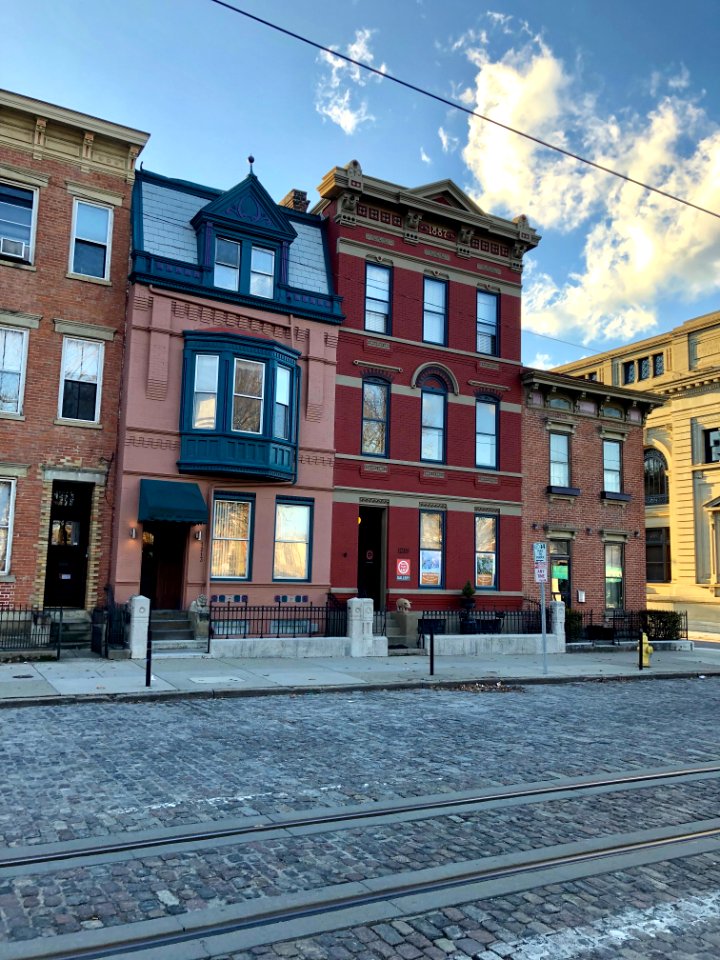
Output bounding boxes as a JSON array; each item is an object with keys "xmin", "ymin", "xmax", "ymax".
[{"xmin": 411, "ymin": 362, "xmax": 459, "ymax": 395}]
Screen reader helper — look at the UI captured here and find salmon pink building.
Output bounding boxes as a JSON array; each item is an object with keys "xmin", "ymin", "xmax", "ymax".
[{"xmin": 110, "ymin": 169, "xmax": 342, "ymax": 611}]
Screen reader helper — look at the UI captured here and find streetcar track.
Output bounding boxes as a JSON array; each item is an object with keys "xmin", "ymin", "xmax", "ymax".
[{"xmin": 3, "ymin": 761, "xmax": 720, "ymax": 874}]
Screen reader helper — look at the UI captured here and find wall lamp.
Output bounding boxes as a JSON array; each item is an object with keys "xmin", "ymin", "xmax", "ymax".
[
  {"xmin": 194, "ymin": 527, "xmax": 204, "ymax": 541},
  {"xmin": 129, "ymin": 526, "xmax": 137, "ymax": 540}
]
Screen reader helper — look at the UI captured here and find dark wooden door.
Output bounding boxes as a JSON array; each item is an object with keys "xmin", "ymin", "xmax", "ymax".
[
  {"xmin": 44, "ymin": 481, "xmax": 92, "ymax": 607},
  {"xmin": 139, "ymin": 522, "xmax": 187, "ymax": 609}
]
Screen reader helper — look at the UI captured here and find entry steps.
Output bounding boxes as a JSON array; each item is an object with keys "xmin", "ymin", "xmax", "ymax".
[
  {"xmin": 150, "ymin": 610, "xmax": 206, "ymax": 653},
  {"xmin": 385, "ymin": 611, "xmax": 423, "ymax": 656}
]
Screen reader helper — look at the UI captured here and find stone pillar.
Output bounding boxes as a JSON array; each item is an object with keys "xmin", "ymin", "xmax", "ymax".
[
  {"xmin": 129, "ymin": 595, "xmax": 150, "ymax": 659},
  {"xmin": 550, "ymin": 601, "xmax": 566, "ymax": 652},
  {"xmin": 347, "ymin": 597, "xmax": 374, "ymax": 656}
]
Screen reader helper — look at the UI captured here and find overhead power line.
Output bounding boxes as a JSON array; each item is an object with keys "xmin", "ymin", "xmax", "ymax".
[{"xmin": 209, "ymin": 0, "xmax": 720, "ymax": 221}]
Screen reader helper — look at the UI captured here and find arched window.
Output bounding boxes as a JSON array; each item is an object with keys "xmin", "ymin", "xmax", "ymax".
[
  {"xmin": 644, "ymin": 449, "xmax": 669, "ymax": 505},
  {"xmin": 547, "ymin": 394, "xmax": 572, "ymax": 411},
  {"xmin": 418, "ymin": 371, "xmax": 447, "ymax": 463}
]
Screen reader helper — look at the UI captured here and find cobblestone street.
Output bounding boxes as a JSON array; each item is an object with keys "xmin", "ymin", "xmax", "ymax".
[{"xmin": 3, "ymin": 677, "xmax": 720, "ymax": 958}]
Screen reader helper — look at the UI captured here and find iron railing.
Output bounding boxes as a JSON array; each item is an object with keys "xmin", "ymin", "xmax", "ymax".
[
  {"xmin": 0, "ymin": 606, "xmax": 55, "ymax": 653},
  {"xmin": 419, "ymin": 608, "xmax": 548, "ymax": 636},
  {"xmin": 566, "ymin": 609, "xmax": 688, "ymax": 644},
  {"xmin": 210, "ymin": 601, "xmax": 348, "ymax": 640},
  {"xmin": 373, "ymin": 607, "xmax": 388, "ymax": 637}
]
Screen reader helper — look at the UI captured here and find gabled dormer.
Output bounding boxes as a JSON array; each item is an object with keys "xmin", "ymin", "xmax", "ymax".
[{"xmin": 191, "ymin": 173, "xmax": 297, "ymax": 299}]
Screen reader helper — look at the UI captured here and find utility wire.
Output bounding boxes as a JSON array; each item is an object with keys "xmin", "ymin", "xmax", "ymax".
[{"xmin": 209, "ymin": 0, "xmax": 720, "ymax": 221}]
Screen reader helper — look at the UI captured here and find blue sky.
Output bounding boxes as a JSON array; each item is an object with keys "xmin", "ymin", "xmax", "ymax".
[{"xmin": 3, "ymin": 0, "xmax": 719, "ymax": 366}]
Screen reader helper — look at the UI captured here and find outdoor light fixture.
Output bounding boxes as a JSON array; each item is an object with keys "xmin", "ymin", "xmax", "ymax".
[
  {"xmin": 194, "ymin": 527, "xmax": 203, "ymax": 541},
  {"xmin": 129, "ymin": 526, "xmax": 137, "ymax": 539}
]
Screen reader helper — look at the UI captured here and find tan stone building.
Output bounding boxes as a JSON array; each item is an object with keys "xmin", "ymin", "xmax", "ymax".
[{"xmin": 555, "ymin": 310, "xmax": 720, "ymax": 632}]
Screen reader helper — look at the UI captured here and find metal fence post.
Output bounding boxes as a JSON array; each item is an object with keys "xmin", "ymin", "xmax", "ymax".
[
  {"xmin": 429, "ymin": 627, "xmax": 435, "ymax": 676},
  {"xmin": 56, "ymin": 606, "xmax": 63, "ymax": 660},
  {"xmin": 145, "ymin": 613, "xmax": 153, "ymax": 687}
]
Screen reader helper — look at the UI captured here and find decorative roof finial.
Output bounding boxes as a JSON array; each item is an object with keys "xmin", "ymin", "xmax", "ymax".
[{"xmin": 248, "ymin": 155, "xmax": 255, "ymax": 174}]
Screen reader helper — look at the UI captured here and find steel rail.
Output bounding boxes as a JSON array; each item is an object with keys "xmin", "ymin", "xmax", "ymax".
[
  {"xmin": 4, "ymin": 762, "xmax": 720, "ymax": 871},
  {"xmin": 28, "ymin": 820, "xmax": 720, "ymax": 960}
]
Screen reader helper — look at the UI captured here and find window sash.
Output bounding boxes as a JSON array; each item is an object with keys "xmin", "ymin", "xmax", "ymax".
[
  {"xmin": 362, "ymin": 381, "xmax": 388, "ymax": 456},
  {"xmin": 192, "ymin": 355, "xmax": 219, "ymax": 430},
  {"xmin": 475, "ymin": 514, "xmax": 497, "ymax": 589},
  {"xmin": 420, "ymin": 511, "xmax": 444, "ymax": 586},
  {"xmin": 0, "ymin": 327, "xmax": 27, "ymax": 414},
  {"xmin": 232, "ymin": 359, "xmax": 265, "ymax": 433},
  {"xmin": 603, "ymin": 440, "xmax": 622, "ymax": 492},
  {"xmin": 250, "ymin": 246, "xmax": 275, "ymax": 298},
  {"xmin": 365, "ymin": 264, "xmax": 391, "ymax": 333},
  {"xmin": 475, "ymin": 400, "xmax": 497, "ymax": 468},
  {"xmin": 274, "ymin": 366, "xmax": 291, "ymax": 439},
  {"xmin": 273, "ymin": 502, "xmax": 311, "ymax": 580},
  {"xmin": 211, "ymin": 498, "xmax": 251, "ymax": 579},
  {"xmin": 605, "ymin": 543, "xmax": 624, "ymax": 608},
  {"xmin": 476, "ymin": 291, "xmax": 498, "ymax": 354},
  {"xmin": 0, "ymin": 478, "xmax": 15, "ymax": 575},
  {"xmin": 71, "ymin": 200, "xmax": 111, "ymax": 279},
  {"xmin": 0, "ymin": 184, "xmax": 33, "ymax": 246},
  {"xmin": 550, "ymin": 433, "xmax": 570, "ymax": 487},
  {"xmin": 423, "ymin": 278, "xmax": 446, "ymax": 344},
  {"xmin": 59, "ymin": 337, "xmax": 103, "ymax": 422},
  {"xmin": 214, "ymin": 238, "xmax": 241, "ymax": 290}
]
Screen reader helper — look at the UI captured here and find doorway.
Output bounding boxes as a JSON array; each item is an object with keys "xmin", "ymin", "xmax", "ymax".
[
  {"xmin": 357, "ymin": 506, "xmax": 386, "ymax": 607},
  {"xmin": 549, "ymin": 539, "xmax": 571, "ymax": 606},
  {"xmin": 44, "ymin": 481, "xmax": 93, "ymax": 608},
  {"xmin": 139, "ymin": 522, "xmax": 187, "ymax": 609}
]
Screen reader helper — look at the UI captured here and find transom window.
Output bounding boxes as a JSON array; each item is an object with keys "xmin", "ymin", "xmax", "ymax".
[
  {"xmin": 475, "ymin": 398, "xmax": 497, "ymax": 469},
  {"xmin": 365, "ymin": 263, "xmax": 391, "ymax": 333},
  {"xmin": 475, "ymin": 514, "xmax": 497, "ymax": 589},
  {"xmin": 476, "ymin": 291, "xmax": 498, "ymax": 355},
  {"xmin": 420, "ymin": 510, "xmax": 444, "ymax": 587},
  {"xmin": 211, "ymin": 497, "xmax": 253, "ymax": 579},
  {"xmin": 58, "ymin": 336, "xmax": 103, "ymax": 422},
  {"xmin": 423, "ymin": 278, "xmax": 447, "ymax": 345},
  {"xmin": 0, "ymin": 182, "xmax": 35, "ymax": 262},
  {"xmin": 70, "ymin": 200, "xmax": 112, "ymax": 279},
  {"xmin": 0, "ymin": 326, "xmax": 28, "ymax": 415},
  {"xmin": 362, "ymin": 379, "xmax": 389, "ymax": 457},
  {"xmin": 274, "ymin": 500, "xmax": 312, "ymax": 581}
]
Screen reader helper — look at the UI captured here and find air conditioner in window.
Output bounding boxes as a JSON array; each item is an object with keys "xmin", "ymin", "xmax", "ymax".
[{"xmin": 0, "ymin": 237, "xmax": 28, "ymax": 260}]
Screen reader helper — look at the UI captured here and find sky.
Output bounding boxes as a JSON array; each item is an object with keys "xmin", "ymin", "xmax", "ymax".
[{"xmin": 2, "ymin": 0, "xmax": 719, "ymax": 367}]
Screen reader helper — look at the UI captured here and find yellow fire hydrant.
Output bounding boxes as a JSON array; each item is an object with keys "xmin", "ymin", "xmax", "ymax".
[{"xmin": 641, "ymin": 631, "xmax": 653, "ymax": 668}]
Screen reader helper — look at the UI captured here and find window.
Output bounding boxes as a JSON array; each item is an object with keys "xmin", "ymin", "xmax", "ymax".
[
  {"xmin": 603, "ymin": 440, "xmax": 622, "ymax": 493},
  {"xmin": 232, "ymin": 359, "xmax": 264, "ymax": 433},
  {"xmin": 549, "ymin": 433, "xmax": 570, "ymax": 487},
  {"xmin": 0, "ymin": 478, "xmax": 16, "ymax": 575},
  {"xmin": 421, "ymin": 387, "xmax": 445, "ymax": 462},
  {"xmin": 704, "ymin": 429, "xmax": 720, "ymax": 464},
  {"xmin": 420, "ymin": 510, "xmax": 444, "ymax": 587},
  {"xmin": 638, "ymin": 356, "xmax": 650, "ymax": 380},
  {"xmin": 646, "ymin": 528, "xmax": 671, "ymax": 582},
  {"xmin": 274, "ymin": 366, "xmax": 291, "ymax": 440},
  {"xmin": 70, "ymin": 200, "xmax": 112, "ymax": 279},
  {"xmin": 644, "ymin": 449, "xmax": 669, "ymax": 504},
  {"xmin": 214, "ymin": 238, "xmax": 240, "ymax": 290},
  {"xmin": 211, "ymin": 497, "xmax": 252, "ymax": 579},
  {"xmin": 192, "ymin": 355, "xmax": 219, "ymax": 429},
  {"xmin": 622, "ymin": 361, "xmax": 636, "ymax": 385},
  {"xmin": 548, "ymin": 395, "xmax": 572, "ymax": 410},
  {"xmin": 475, "ymin": 398, "xmax": 497, "ymax": 468},
  {"xmin": 58, "ymin": 337, "xmax": 103, "ymax": 422},
  {"xmin": 273, "ymin": 500, "xmax": 312, "ymax": 580},
  {"xmin": 0, "ymin": 326, "xmax": 28, "ymax": 414},
  {"xmin": 653, "ymin": 353, "xmax": 665, "ymax": 377},
  {"xmin": 0, "ymin": 182, "xmax": 35, "ymax": 262},
  {"xmin": 549, "ymin": 540, "xmax": 571, "ymax": 605},
  {"xmin": 600, "ymin": 404, "xmax": 623, "ymax": 419},
  {"xmin": 250, "ymin": 247, "xmax": 275, "ymax": 298},
  {"xmin": 476, "ymin": 291, "xmax": 498, "ymax": 355},
  {"xmin": 423, "ymin": 278, "xmax": 446, "ymax": 345},
  {"xmin": 365, "ymin": 264, "xmax": 391, "ymax": 333},
  {"xmin": 475, "ymin": 514, "xmax": 497, "ymax": 589},
  {"xmin": 362, "ymin": 379, "xmax": 389, "ymax": 456},
  {"xmin": 586, "ymin": 371, "xmax": 598, "ymax": 382},
  {"xmin": 605, "ymin": 543, "xmax": 624, "ymax": 609}
]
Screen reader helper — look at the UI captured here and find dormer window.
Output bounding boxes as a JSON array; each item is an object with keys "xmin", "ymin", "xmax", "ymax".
[
  {"xmin": 250, "ymin": 247, "xmax": 275, "ymax": 298},
  {"xmin": 214, "ymin": 238, "xmax": 241, "ymax": 290}
]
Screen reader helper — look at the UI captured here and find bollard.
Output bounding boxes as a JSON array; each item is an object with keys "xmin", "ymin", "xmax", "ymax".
[
  {"xmin": 145, "ymin": 622, "xmax": 153, "ymax": 687},
  {"xmin": 429, "ymin": 627, "xmax": 435, "ymax": 676}
]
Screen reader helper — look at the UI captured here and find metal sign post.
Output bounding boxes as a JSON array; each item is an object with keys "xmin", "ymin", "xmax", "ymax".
[
  {"xmin": 540, "ymin": 581, "xmax": 548, "ymax": 676},
  {"xmin": 533, "ymin": 542, "xmax": 548, "ymax": 676}
]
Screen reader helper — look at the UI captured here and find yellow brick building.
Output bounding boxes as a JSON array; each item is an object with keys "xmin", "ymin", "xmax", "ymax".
[{"xmin": 555, "ymin": 310, "xmax": 720, "ymax": 633}]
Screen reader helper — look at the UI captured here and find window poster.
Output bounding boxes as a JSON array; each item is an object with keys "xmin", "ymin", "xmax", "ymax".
[
  {"xmin": 475, "ymin": 552, "xmax": 496, "ymax": 587},
  {"xmin": 420, "ymin": 549, "xmax": 441, "ymax": 585}
]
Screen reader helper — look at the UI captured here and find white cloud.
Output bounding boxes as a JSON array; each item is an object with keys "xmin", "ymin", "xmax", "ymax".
[
  {"xmin": 438, "ymin": 126, "xmax": 459, "ymax": 153},
  {"xmin": 420, "ymin": 146, "xmax": 431, "ymax": 164},
  {"xmin": 527, "ymin": 352, "xmax": 554, "ymax": 369},
  {"xmin": 456, "ymin": 24, "xmax": 720, "ymax": 345},
  {"xmin": 315, "ymin": 29, "xmax": 388, "ymax": 135}
]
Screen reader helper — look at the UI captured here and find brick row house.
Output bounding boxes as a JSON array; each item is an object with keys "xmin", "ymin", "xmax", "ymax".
[
  {"xmin": 312, "ymin": 161, "xmax": 540, "ymax": 611},
  {"xmin": 0, "ymin": 89, "xmax": 147, "ymax": 618}
]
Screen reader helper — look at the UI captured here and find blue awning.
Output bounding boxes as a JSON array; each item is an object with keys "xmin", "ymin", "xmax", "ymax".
[{"xmin": 138, "ymin": 479, "xmax": 208, "ymax": 524}]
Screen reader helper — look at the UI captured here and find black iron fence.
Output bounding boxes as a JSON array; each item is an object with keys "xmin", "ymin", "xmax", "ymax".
[
  {"xmin": 373, "ymin": 607, "xmax": 388, "ymax": 637},
  {"xmin": 210, "ymin": 601, "xmax": 348, "ymax": 640},
  {"xmin": 419, "ymin": 608, "xmax": 550, "ymax": 637},
  {"xmin": 0, "ymin": 606, "xmax": 54, "ymax": 653},
  {"xmin": 91, "ymin": 602, "xmax": 130, "ymax": 656},
  {"xmin": 565, "ymin": 609, "xmax": 688, "ymax": 644}
]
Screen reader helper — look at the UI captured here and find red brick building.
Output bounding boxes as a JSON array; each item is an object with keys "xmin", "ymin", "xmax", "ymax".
[
  {"xmin": 520, "ymin": 369, "xmax": 662, "ymax": 614},
  {"xmin": 0, "ymin": 90, "xmax": 147, "ymax": 611},
  {"xmin": 313, "ymin": 161, "xmax": 540, "ymax": 611}
]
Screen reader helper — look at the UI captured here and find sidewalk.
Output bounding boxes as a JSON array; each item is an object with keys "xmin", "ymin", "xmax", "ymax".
[{"xmin": 2, "ymin": 643, "xmax": 720, "ymax": 706}]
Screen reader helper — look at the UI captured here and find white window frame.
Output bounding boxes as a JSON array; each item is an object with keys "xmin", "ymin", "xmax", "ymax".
[
  {"xmin": 57, "ymin": 336, "xmax": 104, "ymax": 424},
  {"xmin": 69, "ymin": 198, "xmax": 113, "ymax": 281},
  {"xmin": 0, "ymin": 477, "xmax": 17, "ymax": 576},
  {"xmin": 0, "ymin": 179, "xmax": 39, "ymax": 264},
  {"xmin": 0, "ymin": 324, "xmax": 29, "ymax": 416}
]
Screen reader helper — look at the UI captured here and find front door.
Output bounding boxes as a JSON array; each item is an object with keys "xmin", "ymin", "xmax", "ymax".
[
  {"xmin": 357, "ymin": 506, "xmax": 386, "ymax": 607},
  {"xmin": 44, "ymin": 481, "xmax": 92, "ymax": 607},
  {"xmin": 549, "ymin": 539, "xmax": 571, "ymax": 606},
  {"xmin": 139, "ymin": 522, "xmax": 187, "ymax": 609}
]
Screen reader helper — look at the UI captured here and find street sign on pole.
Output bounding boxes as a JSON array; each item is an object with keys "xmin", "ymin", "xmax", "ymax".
[
  {"xmin": 533, "ymin": 541, "xmax": 547, "ymax": 562},
  {"xmin": 534, "ymin": 561, "xmax": 548, "ymax": 583}
]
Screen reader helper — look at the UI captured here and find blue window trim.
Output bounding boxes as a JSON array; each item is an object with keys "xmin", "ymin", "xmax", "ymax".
[
  {"xmin": 210, "ymin": 492, "xmax": 256, "ymax": 582},
  {"xmin": 419, "ymin": 509, "xmax": 445, "ymax": 589},
  {"xmin": 420, "ymin": 383, "xmax": 447, "ymax": 464},
  {"xmin": 476, "ymin": 290, "xmax": 499, "ymax": 356},
  {"xmin": 422, "ymin": 277, "xmax": 448, "ymax": 346},
  {"xmin": 361, "ymin": 377, "xmax": 391, "ymax": 458},
  {"xmin": 475, "ymin": 513, "xmax": 498, "ymax": 591},
  {"xmin": 475, "ymin": 395, "xmax": 499, "ymax": 470},
  {"xmin": 364, "ymin": 262, "xmax": 392, "ymax": 334},
  {"xmin": 272, "ymin": 496, "xmax": 314, "ymax": 583}
]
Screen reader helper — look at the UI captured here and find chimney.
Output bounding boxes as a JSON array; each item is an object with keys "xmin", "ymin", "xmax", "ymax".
[{"xmin": 279, "ymin": 188, "xmax": 309, "ymax": 214}]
